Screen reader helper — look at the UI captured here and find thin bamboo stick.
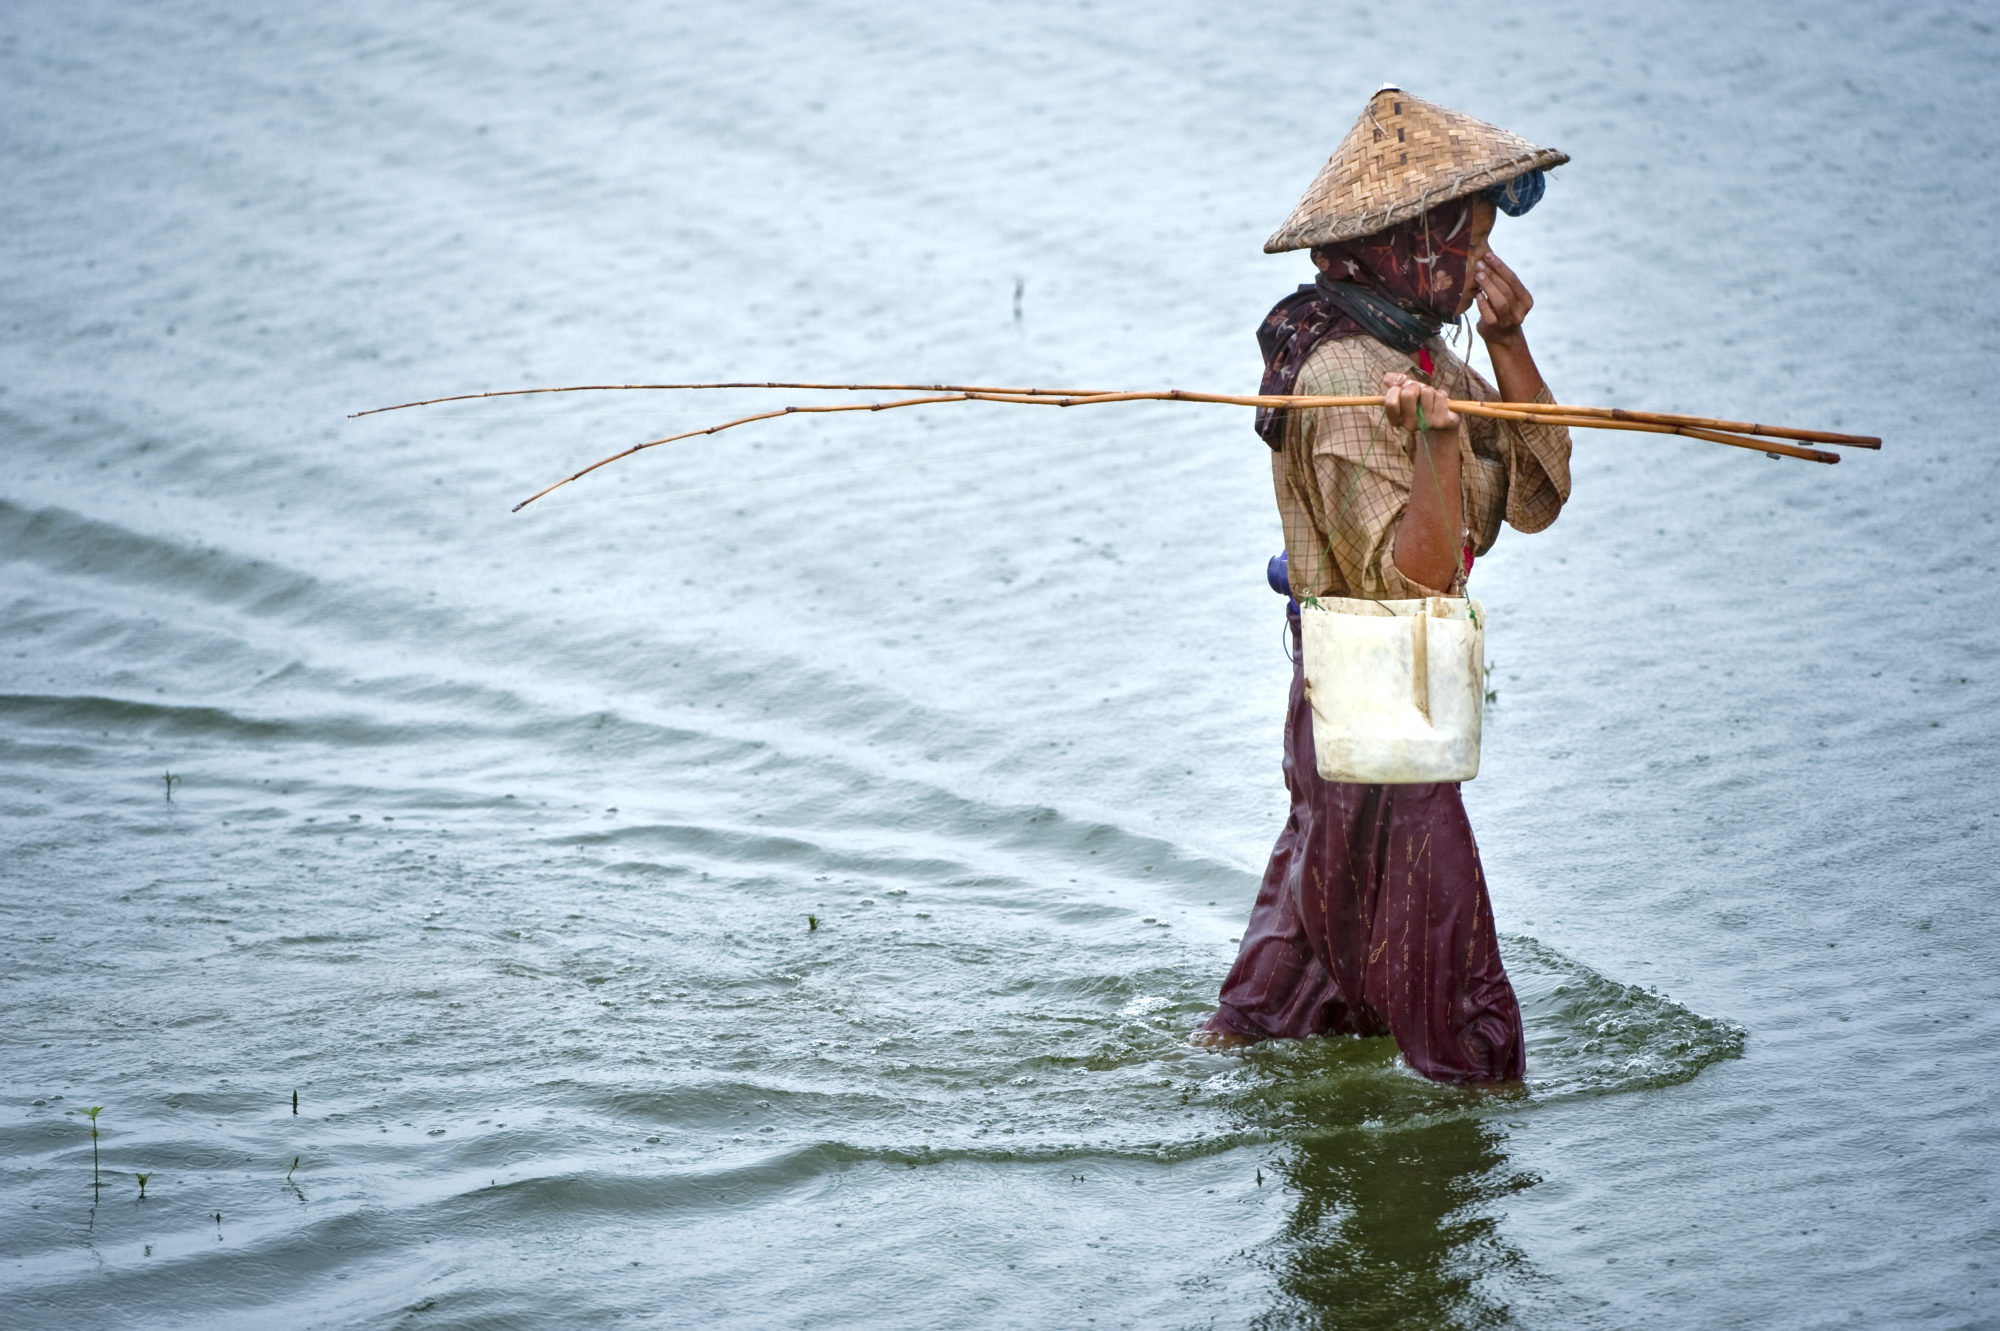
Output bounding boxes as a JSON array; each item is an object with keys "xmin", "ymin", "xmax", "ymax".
[
  {"xmin": 1538, "ymin": 404, "xmax": 1879, "ymax": 449},
  {"xmin": 976, "ymin": 391, "xmax": 1841, "ymax": 461},
  {"xmin": 508, "ymin": 386, "xmax": 1843, "ymax": 512},
  {"xmin": 962, "ymin": 388, "xmax": 1855, "ymax": 455},
  {"xmin": 937, "ymin": 392, "xmax": 1838, "ymax": 461},
  {"xmin": 352, "ymin": 382, "xmax": 1106, "ymax": 418},
  {"xmin": 355, "ymin": 380, "xmax": 1879, "ymax": 448},
  {"xmin": 509, "ymin": 392, "xmax": 980, "ymax": 511},
  {"xmin": 1478, "ymin": 408, "xmax": 1838, "ymax": 463},
  {"xmin": 793, "ymin": 388, "xmax": 1842, "ymax": 461}
]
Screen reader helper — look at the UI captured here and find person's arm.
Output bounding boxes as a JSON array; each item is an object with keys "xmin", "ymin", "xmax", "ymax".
[
  {"xmin": 1475, "ymin": 249, "xmax": 1573, "ymax": 534},
  {"xmin": 1384, "ymin": 372, "xmax": 1464, "ymax": 594},
  {"xmin": 1475, "ymin": 251, "xmax": 1545, "ymax": 404}
]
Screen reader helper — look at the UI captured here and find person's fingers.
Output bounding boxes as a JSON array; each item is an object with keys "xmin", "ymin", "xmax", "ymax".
[
  {"xmin": 1474, "ymin": 269, "xmax": 1507, "ymax": 325},
  {"xmin": 1475, "ymin": 267, "xmax": 1525, "ymax": 332},
  {"xmin": 1385, "ymin": 374, "xmax": 1465, "ymax": 432},
  {"xmin": 1392, "ymin": 382, "xmax": 1446, "ymax": 433},
  {"xmin": 1394, "ymin": 384, "xmax": 1416, "ymax": 432},
  {"xmin": 1422, "ymin": 385, "xmax": 1454, "ymax": 428},
  {"xmin": 1482, "ymin": 252, "xmax": 1532, "ymax": 319},
  {"xmin": 1385, "ymin": 380, "xmax": 1418, "ymax": 432}
]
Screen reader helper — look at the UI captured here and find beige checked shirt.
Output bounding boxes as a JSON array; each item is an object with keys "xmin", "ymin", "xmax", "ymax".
[{"xmin": 1272, "ymin": 334, "xmax": 1572, "ymax": 600}]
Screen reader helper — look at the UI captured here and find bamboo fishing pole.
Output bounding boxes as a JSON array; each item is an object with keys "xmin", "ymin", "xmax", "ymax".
[
  {"xmin": 349, "ymin": 382, "xmax": 1110, "ymax": 417},
  {"xmin": 353, "ymin": 379, "xmax": 1883, "ymax": 450},
  {"xmin": 468, "ymin": 385, "xmax": 1865, "ymax": 512},
  {"xmin": 346, "ymin": 378, "xmax": 1877, "ymax": 510}
]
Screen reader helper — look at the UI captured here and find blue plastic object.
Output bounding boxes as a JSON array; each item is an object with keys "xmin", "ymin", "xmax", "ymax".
[{"xmin": 1267, "ymin": 551, "xmax": 1290, "ymax": 597}]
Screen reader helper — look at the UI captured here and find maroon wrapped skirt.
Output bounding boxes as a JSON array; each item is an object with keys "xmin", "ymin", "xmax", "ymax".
[{"xmin": 1204, "ymin": 614, "xmax": 1525, "ymax": 1082}]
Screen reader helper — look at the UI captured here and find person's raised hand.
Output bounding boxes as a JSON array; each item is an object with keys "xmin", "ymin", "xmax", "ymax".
[
  {"xmin": 1382, "ymin": 371, "xmax": 1457, "ymax": 436},
  {"xmin": 1474, "ymin": 250, "xmax": 1533, "ymax": 341}
]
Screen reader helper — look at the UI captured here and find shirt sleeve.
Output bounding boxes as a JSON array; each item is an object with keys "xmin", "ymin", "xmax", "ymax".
[{"xmin": 1495, "ymin": 384, "xmax": 1572, "ymax": 535}]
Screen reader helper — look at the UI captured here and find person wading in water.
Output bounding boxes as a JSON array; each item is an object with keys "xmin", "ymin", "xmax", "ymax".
[{"xmin": 1196, "ymin": 87, "xmax": 1572, "ymax": 1082}]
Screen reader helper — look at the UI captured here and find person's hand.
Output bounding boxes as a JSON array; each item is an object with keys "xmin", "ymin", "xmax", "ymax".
[
  {"xmin": 1382, "ymin": 371, "xmax": 1457, "ymax": 436},
  {"xmin": 1474, "ymin": 249, "xmax": 1533, "ymax": 341}
]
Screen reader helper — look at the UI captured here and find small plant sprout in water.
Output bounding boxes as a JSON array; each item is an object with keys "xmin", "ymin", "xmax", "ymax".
[
  {"xmin": 1484, "ymin": 660, "xmax": 1499, "ymax": 705},
  {"xmin": 135, "ymin": 1172, "xmax": 151, "ymax": 1200},
  {"xmin": 85, "ymin": 1107, "xmax": 105, "ymax": 1190},
  {"xmin": 285, "ymin": 1156, "xmax": 307, "ymax": 1203},
  {"xmin": 163, "ymin": 771, "xmax": 180, "ymax": 802},
  {"xmin": 807, "ymin": 914, "xmax": 819, "ymax": 931}
]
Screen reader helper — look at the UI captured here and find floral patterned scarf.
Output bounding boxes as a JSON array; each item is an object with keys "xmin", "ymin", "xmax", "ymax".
[{"xmin": 1254, "ymin": 196, "xmax": 1478, "ymax": 449}]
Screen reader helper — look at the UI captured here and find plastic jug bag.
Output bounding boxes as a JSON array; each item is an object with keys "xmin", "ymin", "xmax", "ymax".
[{"xmin": 1299, "ymin": 596, "xmax": 1485, "ymax": 784}]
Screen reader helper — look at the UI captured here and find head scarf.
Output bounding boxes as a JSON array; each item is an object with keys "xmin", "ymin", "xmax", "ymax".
[
  {"xmin": 1253, "ymin": 195, "xmax": 1480, "ymax": 448},
  {"xmin": 1485, "ymin": 168, "xmax": 1545, "ymax": 217}
]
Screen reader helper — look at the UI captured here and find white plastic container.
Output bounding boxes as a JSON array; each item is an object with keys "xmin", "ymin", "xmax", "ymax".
[{"xmin": 1299, "ymin": 595, "xmax": 1485, "ymax": 784}]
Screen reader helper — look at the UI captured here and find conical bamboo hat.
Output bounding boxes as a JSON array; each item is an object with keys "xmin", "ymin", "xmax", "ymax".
[{"xmin": 1264, "ymin": 86, "xmax": 1568, "ymax": 253}]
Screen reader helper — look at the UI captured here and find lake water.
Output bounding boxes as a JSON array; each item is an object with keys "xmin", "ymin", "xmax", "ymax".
[{"xmin": 3, "ymin": 1, "xmax": 1996, "ymax": 1326}]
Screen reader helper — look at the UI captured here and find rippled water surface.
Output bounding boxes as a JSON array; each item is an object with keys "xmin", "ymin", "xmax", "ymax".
[{"xmin": 4, "ymin": 2, "xmax": 1998, "ymax": 1326}]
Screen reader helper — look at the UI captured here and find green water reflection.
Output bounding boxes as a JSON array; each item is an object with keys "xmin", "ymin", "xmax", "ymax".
[{"xmin": 1238, "ymin": 1038, "xmax": 1539, "ymax": 1330}]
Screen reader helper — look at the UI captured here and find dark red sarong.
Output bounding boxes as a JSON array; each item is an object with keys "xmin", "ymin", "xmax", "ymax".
[{"xmin": 1205, "ymin": 614, "xmax": 1525, "ymax": 1082}]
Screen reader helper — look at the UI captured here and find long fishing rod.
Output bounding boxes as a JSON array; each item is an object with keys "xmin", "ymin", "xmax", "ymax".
[
  {"xmin": 349, "ymin": 379, "xmax": 1879, "ymax": 512},
  {"xmin": 348, "ymin": 381, "xmax": 1111, "ymax": 417},
  {"xmin": 354, "ymin": 379, "xmax": 1883, "ymax": 449}
]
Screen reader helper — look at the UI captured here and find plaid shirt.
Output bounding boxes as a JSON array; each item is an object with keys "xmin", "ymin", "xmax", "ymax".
[{"xmin": 1271, "ymin": 334, "xmax": 1571, "ymax": 600}]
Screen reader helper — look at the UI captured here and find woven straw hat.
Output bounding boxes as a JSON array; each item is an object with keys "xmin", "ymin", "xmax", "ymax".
[{"xmin": 1264, "ymin": 85, "xmax": 1568, "ymax": 253}]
